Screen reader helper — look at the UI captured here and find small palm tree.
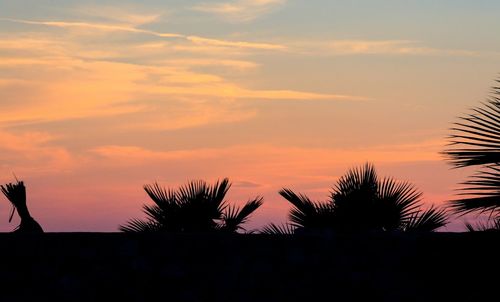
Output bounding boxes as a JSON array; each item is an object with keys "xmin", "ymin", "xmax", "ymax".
[
  {"xmin": 1, "ymin": 180, "xmax": 43, "ymax": 233},
  {"xmin": 443, "ymin": 78, "xmax": 500, "ymax": 220},
  {"xmin": 120, "ymin": 178, "xmax": 263, "ymax": 233},
  {"xmin": 263, "ymin": 164, "xmax": 447, "ymax": 234}
]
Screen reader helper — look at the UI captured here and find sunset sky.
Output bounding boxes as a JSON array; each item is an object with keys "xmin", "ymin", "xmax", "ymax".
[{"xmin": 1, "ymin": 0, "xmax": 499, "ymax": 231}]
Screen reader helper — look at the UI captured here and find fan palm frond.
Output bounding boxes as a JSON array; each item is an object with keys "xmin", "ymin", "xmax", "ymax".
[
  {"xmin": 444, "ymin": 86, "xmax": 500, "ymax": 167},
  {"xmin": 404, "ymin": 206, "xmax": 448, "ymax": 232},
  {"xmin": 260, "ymin": 223, "xmax": 296, "ymax": 235},
  {"xmin": 443, "ymin": 78, "xmax": 500, "ymax": 221},
  {"xmin": 333, "ymin": 163, "xmax": 378, "ymax": 198},
  {"xmin": 279, "ymin": 164, "xmax": 447, "ymax": 233},
  {"xmin": 221, "ymin": 197, "xmax": 263, "ymax": 232},
  {"xmin": 464, "ymin": 218, "xmax": 500, "ymax": 232},
  {"xmin": 279, "ymin": 188, "xmax": 334, "ymax": 229},
  {"xmin": 121, "ymin": 178, "xmax": 262, "ymax": 233},
  {"xmin": 377, "ymin": 177, "xmax": 423, "ymax": 231},
  {"xmin": 450, "ymin": 165, "xmax": 500, "ymax": 215},
  {"xmin": 119, "ymin": 218, "xmax": 160, "ymax": 233}
]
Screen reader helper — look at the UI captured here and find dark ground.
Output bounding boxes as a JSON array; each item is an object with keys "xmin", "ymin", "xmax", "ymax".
[{"xmin": 0, "ymin": 232, "xmax": 497, "ymax": 301}]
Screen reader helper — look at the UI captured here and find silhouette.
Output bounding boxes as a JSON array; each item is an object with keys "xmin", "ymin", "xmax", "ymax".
[
  {"xmin": 443, "ymin": 77, "xmax": 500, "ymax": 222},
  {"xmin": 120, "ymin": 178, "xmax": 263, "ymax": 233},
  {"xmin": 465, "ymin": 219, "xmax": 500, "ymax": 232},
  {"xmin": 264, "ymin": 163, "xmax": 447, "ymax": 234},
  {"xmin": 1, "ymin": 180, "xmax": 44, "ymax": 233}
]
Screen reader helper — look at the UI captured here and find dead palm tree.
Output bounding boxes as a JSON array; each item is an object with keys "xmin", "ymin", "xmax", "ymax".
[
  {"xmin": 1, "ymin": 180, "xmax": 43, "ymax": 233},
  {"xmin": 120, "ymin": 178, "xmax": 263, "ymax": 233},
  {"xmin": 264, "ymin": 164, "xmax": 447, "ymax": 234},
  {"xmin": 443, "ymin": 78, "xmax": 500, "ymax": 221}
]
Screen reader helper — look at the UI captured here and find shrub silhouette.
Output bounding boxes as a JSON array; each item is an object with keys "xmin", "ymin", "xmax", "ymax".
[
  {"xmin": 264, "ymin": 164, "xmax": 447, "ymax": 234},
  {"xmin": 120, "ymin": 178, "xmax": 263, "ymax": 233},
  {"xmin": 443, "ymin": 77, "xmax": 500, "ymax": 225},
  {"xmin": 1, "ymin": 180, "xmax": 43, "ymax": 233}
]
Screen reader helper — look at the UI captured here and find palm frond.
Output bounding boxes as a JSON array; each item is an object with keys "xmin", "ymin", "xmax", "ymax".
[
  {"xmin": 119, "ymin": 218, "xmax": 160, "ymax": 233},
  {"xmin": 121, "ymin": 178, "xmax": 261, "ymax": 233},
  {"xmin": 377, "ymin": 177, "xmax": 423, "ymax": 230},
  {"xmin": 464, "ymin": 218, "xmax": 500, "ymax": 232},
  {"xmin": 279, "ymin": 188, "xmax": 333, "ymax": 228},
  {"xmin": 221, "ymin": 197, "xmax": 263, "ymax": 232},
  {"xmin": 450, "ymin": 165, "xmax": 500, "ymax": 216},
  {"xmin": 404, "ymin": 206, "xmax": 448, "ymax": 232},
  {"xmin": 444, "ymin": 85, "xmax": 500, "ymax": 167},
  {"xmin": 260, "ymin": 223, "xmax": 296, "ymax": 235},
  {"xmin": 1, "ymin": 180, "xmax": 26, "ymax": 208},
  {"xmin": 144, "ymin": 182, "xmax": 178, "ymax": 207},
  {"xmin": 334, "ymin": 163, "xmax": 378, "ymax": 197}
]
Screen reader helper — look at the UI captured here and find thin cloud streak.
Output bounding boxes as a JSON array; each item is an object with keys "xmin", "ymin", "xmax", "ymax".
[
  {"xmin": 0, "ymin": 18, "xmax": 285, "ymax": 50},
  {"xmin": 322, "ymin": 40, "xmax": 496, "ymax": 57}
]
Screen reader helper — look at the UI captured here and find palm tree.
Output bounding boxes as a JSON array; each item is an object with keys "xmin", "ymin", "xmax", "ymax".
[
  {"xmin": 443, "ymin": 78, "xmax": 500, "ymax": 220},
  {"xmin": 1, "ymin": 180, "xmax": 43, "ymax": 233},
  {"xmin": 120, "ymin": 178, "xmax": 263, "ymax": 233},
  {"xmin": 264, "ymin": 164, "xmax": 447, "ymax": 234}
]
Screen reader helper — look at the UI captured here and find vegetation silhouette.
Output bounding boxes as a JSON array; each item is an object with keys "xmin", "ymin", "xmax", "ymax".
[
  {"xmin": 263, "ymin": 163, "xmax": 447, "ymax": 234},
  {"xmin": 120, "ymin": 178, "xmax": 263, "ymax": 233},
  {"xmin": 443, "ymin": 77, "xmax": 500, "ymax": 229},
  {"xmin": 1, "ymin": 180, "xmax": 43, "ymax": 233}
]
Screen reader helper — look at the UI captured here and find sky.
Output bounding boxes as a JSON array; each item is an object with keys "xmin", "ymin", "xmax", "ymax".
[{"xmin": 1, "ymin": 0, "xmax": 499, "ymax": 232}]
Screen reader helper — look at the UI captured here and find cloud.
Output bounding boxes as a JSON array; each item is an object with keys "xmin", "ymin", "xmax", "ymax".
[
  {"xmin": 193, "ymin": 0, "xmax": 286, "ymax": 22},
  {"xmin": 90, "ymin": 140, "xmax": 444, "ymax": 169},
  {"xmin": 73, "ymin": 5, "xmax": 163, "ymax": 26},
  {"xmin": 0, "ymin": 18, "xmax": 182, "ymax": 38},
  {"xmin": 187, "ymin": 35, "xmax": 285, "ymax": 50},
  {"xmin": 0, "ymin": 130, "xmax": 76, "ymax": 175},
  {"xmin": 324, "ymin": 40, "xmax": 486, "ymax": 57},
  {"xmin": 0, "ymin": 18, "xmax": 285, "ymax": 50},
  {"xmin": 159, "ymin": 59, "xmax": 259, "ymax": 70},
  {"xmin": 0, "ymin": 42, "xmax": 362, "ymax": 130}
]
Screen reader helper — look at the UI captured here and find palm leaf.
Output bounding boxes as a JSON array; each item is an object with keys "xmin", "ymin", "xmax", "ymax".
[
  {"xmin": 450, "ymin": 165, "xmax": 500, "ymax": 215},
  {"xmin": 464, "ymin": 218, "xmax": 500, "ymax": 232},
  {"xmin": 221, "ymin": 197, "xmax": 263, "ymax": 232},
  {"xmin": 279, "ymin": 188, "xmax": 333, "ymax": 229},
  {"xmin": 260, "ymin": 223, "xmax": 296, "ymax": 235},
  {"xmin": 405, "ymin": 206, "xmax": 448, "ymax": 232},
  {"xmin": 444, "ymin": 85, "xmax": 500, "ymax": 167},
  {"xmin": 121, "ymin": 178, "xmax": 261, "ymax": 233},
  {"xmin": 119, "ymin": 218, "xmax": 160, "ymax": 233},
  {"xmin": 377, "ymin": 177, "xmax": 423, "ymax": 230}
]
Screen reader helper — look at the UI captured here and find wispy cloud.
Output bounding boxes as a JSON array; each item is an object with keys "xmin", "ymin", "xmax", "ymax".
[
  {"xmin": 0, "ymin": 41, "xmax": 364, "ymax": 128},
  {"xmin": 0, "ymin": 18, "xmax": 285, "ymax": 50},
  {"xmin": 73, "ymin": 4, "xmax": 163, "ymax": 26},
  {"xmin": 324, "ymin": 40, "xmax": 487, "ymax": 57},
  {"xmin": 0, "ymin": 18, "xmax": 182, "ymax": 38},
  {"xmin": 0, "ymin": 130, "xmax": 75, "ymax": 175},
  {"xmin": 193, "ymin": 0, "xmax": 286, "ymax": 22},
  {"xmin": 187, "ymin": 35, "xmax": 285, "ymax": 50}
]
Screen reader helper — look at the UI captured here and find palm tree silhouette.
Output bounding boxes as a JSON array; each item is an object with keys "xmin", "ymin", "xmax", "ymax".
[
  {"xmin": 120, "ymin": 178, "xmax": 263, "ymax": 233},
  {"xmin": 443, "ymin": 78, "xmax": 500, "ymax": 223},
  {"xmin": 264, "ymin": 164, "xmax": 447, "ymax": 234},
  {"xmin": 1, "ymin": 180, "xmax": 43, "ymax": 233}
]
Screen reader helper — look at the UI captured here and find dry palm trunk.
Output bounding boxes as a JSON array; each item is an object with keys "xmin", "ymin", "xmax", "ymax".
[{"xmin": 1, "ymin": 180, "xmax": 43, "ymax": 233}]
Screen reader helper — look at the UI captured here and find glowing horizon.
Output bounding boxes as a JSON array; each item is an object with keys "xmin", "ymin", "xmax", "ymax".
[{"xmin": 1, "ymin": 0, "xmax": 499, "ymax": 231}]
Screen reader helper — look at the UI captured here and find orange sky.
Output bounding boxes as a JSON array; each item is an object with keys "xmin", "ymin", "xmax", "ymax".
[{"xmin": 1, "ymin": 1, "xmax": 499, "ymax": 231}]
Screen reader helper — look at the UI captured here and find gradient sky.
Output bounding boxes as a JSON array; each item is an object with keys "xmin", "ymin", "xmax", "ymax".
[{"xmin": 1, "ymin": 0, "xmax": 499, "ymax": 231}]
